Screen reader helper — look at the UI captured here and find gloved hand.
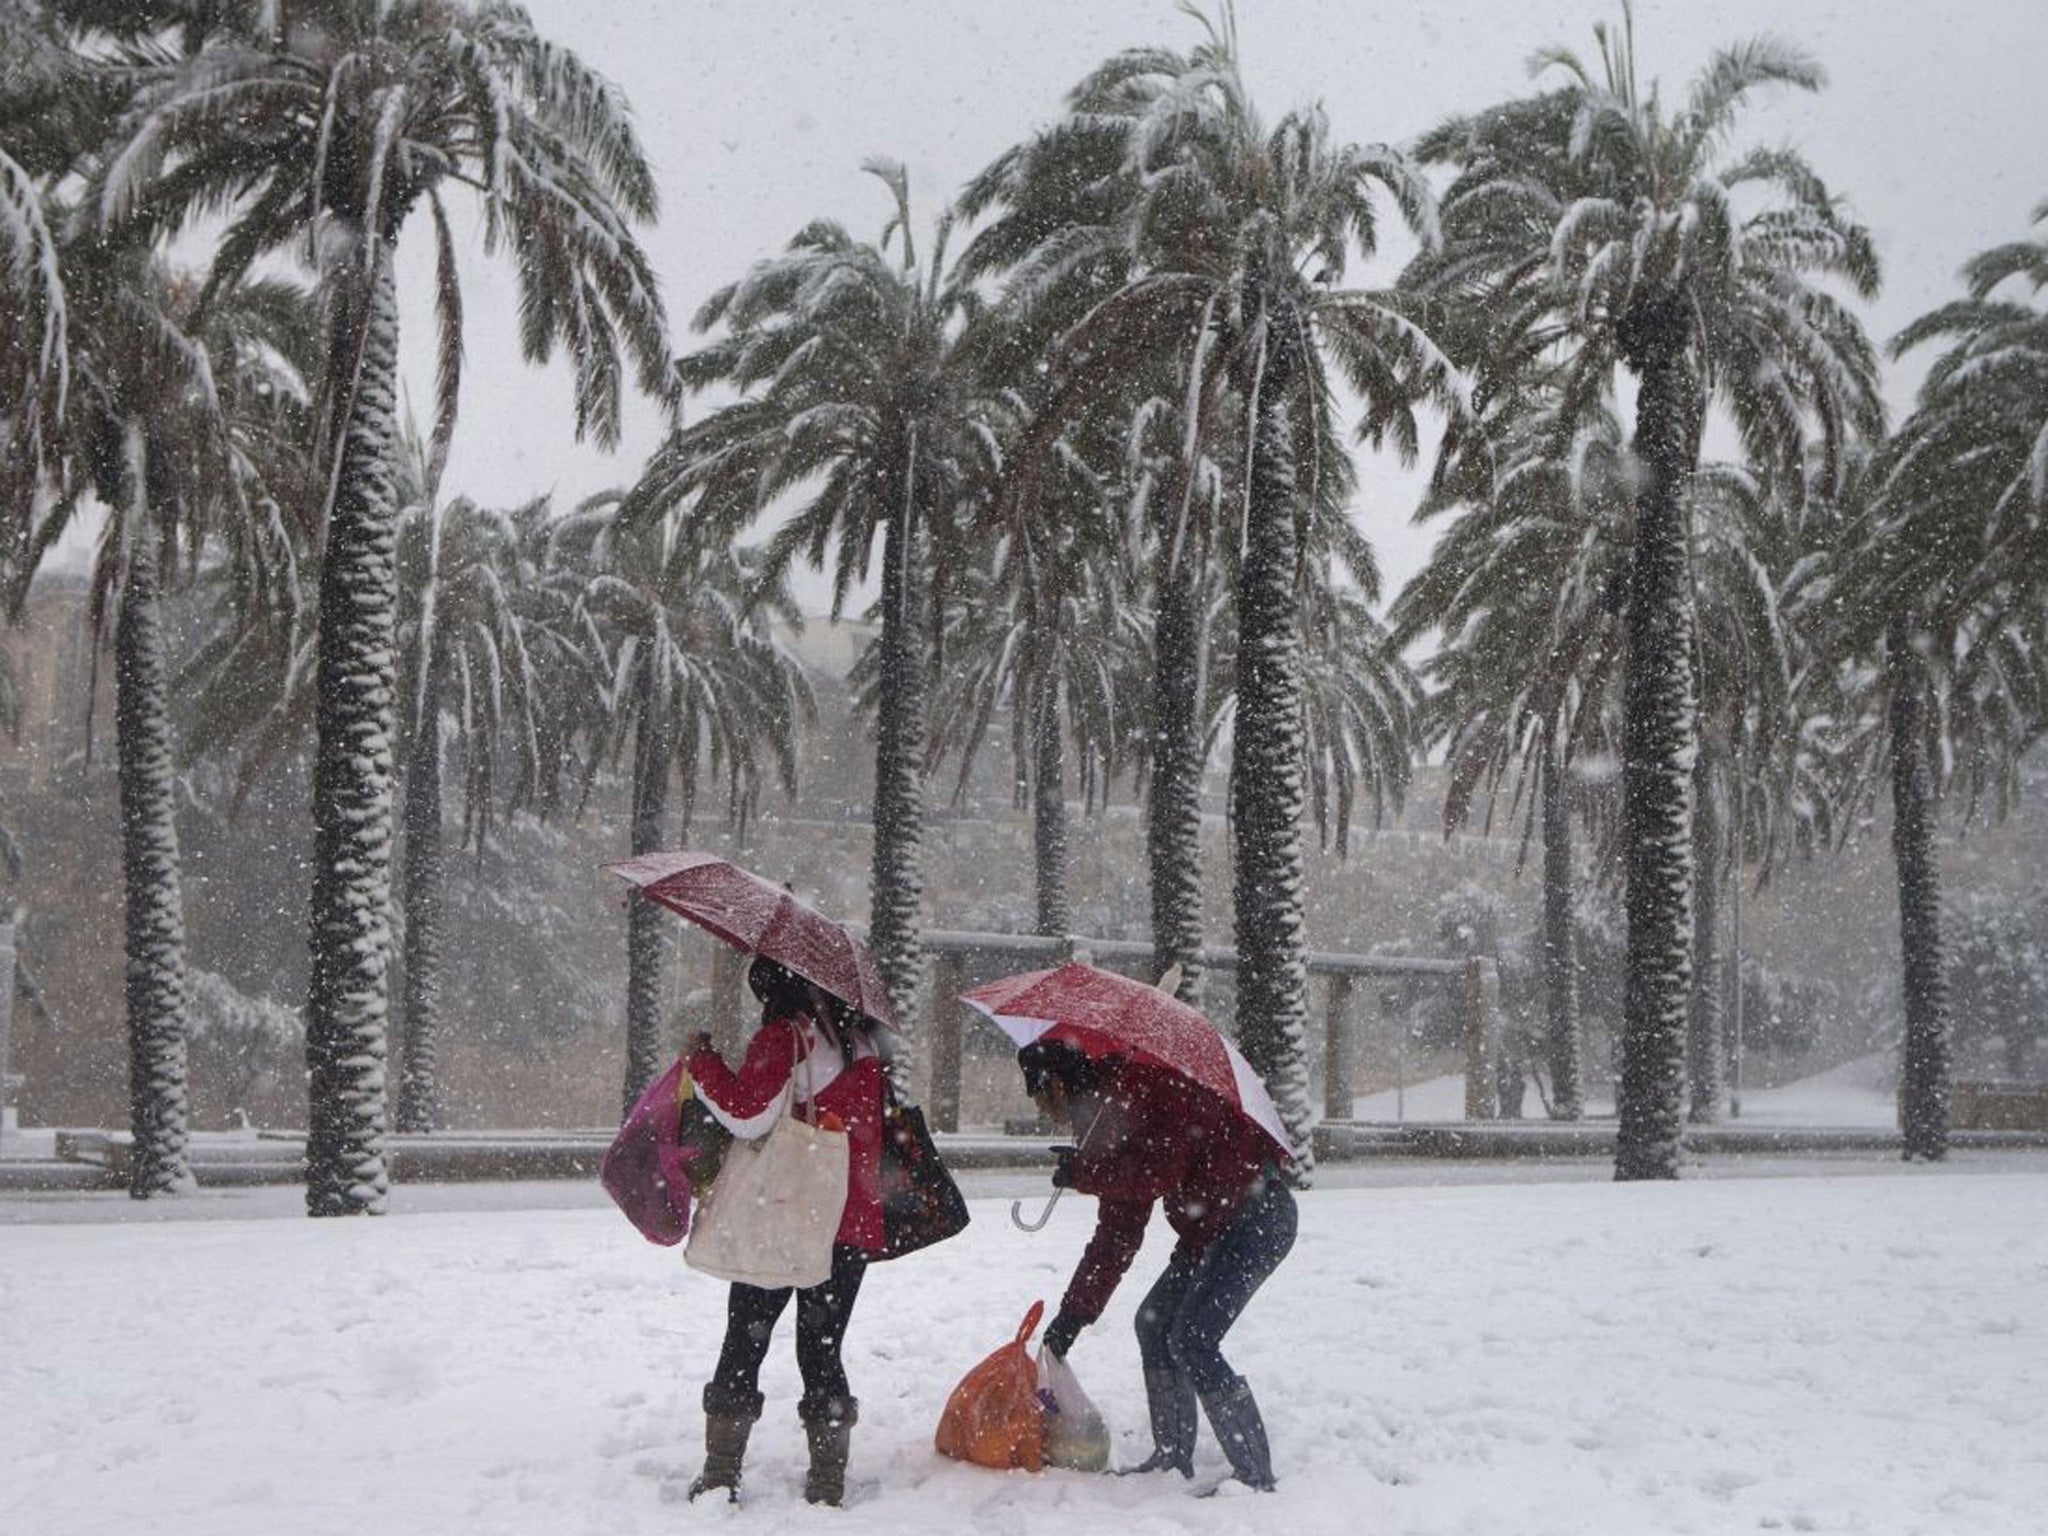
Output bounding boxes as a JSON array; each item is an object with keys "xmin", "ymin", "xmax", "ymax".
[
  {"xmin": 1049, "ymin": 1145, "xmax": 1079, "ymax": 1189},
  {"xmin": 1041, "ymin": 1309, "xmax": 1085, "ymax": 1359}
]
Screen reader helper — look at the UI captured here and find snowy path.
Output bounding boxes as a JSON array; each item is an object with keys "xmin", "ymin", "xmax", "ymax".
[{"xmin": 5, "ymin": 1172, "xmax": 2045, "ymax": 1536}]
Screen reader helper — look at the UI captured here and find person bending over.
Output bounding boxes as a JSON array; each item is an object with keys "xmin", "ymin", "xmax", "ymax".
[{"xmin": 1018, "ymin": 1038, "xmax": 1297, "ymax": 1492}]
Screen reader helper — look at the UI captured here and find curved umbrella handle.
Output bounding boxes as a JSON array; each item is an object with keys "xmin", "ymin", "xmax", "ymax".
[
  {"xmin": 1010, "ymin": 1185, "xmax": 1065, "ymax": 1232},
  {"xmin": 1009, "ymin": 1104, "xmax": 1103, "ymax": 1233}
]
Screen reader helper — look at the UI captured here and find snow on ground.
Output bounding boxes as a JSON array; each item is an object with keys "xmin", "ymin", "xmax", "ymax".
[
  {"xmin": 6, "ymin": 1169, "xmax": 2045, "ymax": 1536},
  {"xmin": 1355, "ymin": 1053, "xmax": 1900, "ymax": 1127}
]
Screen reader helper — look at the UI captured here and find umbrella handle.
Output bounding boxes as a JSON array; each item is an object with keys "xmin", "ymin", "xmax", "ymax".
[
  {"xmin": 1010, "ymin": 1186, "xmax": 1064, "ymax": 1232},
  {"xmin": 1009, "ymin": 1105, "xmax": 1103, "ymax": 1233}
]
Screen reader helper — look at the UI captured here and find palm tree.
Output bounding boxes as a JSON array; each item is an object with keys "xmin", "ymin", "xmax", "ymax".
[
  {"xmin": 1208, "ymin": 548, "xmax": 1418, "ymax": 862},
  {"xmin": 912, "ymin": 390, "xmax": 1147, "ymax": 936},
  {"xmin": 1829, "ymin": 205, "xmax": 2048, "ymax": 1159},
  {"xmin": 389, "ymin": 435, "xmax": 551, "ymax": 1133},
  {"xmin": 1413, "ymin": 7, "xmax": 1881, "ymax": 1178},
  {"xmin": 1683, "ymin": 463, "xmax": 1837, "ymax": 1122},
  {"xmin": 958, "ymin": 10, "xmax": 1458, "ymax": 1167},
  {"xmin": 960, "ymin": 68, "xmax": 1218, "ymax": 1011},
  {"xmin": 93, "ymin": 2, "xmax": 671, "ymax": 1213},
  {"xmin": 566, "ymin": 503, "xmax": 812, "ymax": 1109},
  {"xmin": 919, "ymin": 549, "xmax": 1146, "ymax": 936},
  {"xmin": 1392, "ymin": 402, "xmax": 1636, "ymax": 1122},
  {"xmin": 626, "ymin": 162, "xmax": 995, "ymax": 1042},
  {"xmin": 20, "ymin": 238, "xmax": 315, "ymax": 1197}
]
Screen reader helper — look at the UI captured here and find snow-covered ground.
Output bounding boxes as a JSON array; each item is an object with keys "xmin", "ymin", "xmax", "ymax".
[
  {"xmin": 1356, "ymin": 1052, "xmax": 1900, "ymax": 1127},
  {"xmin": 6, "ymin": 1168, "xmax": 2045, "ymax": 1535}
]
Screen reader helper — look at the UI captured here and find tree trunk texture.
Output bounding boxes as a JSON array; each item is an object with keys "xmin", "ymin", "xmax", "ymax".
[
  {"xmin": 304, "ymin": 247, "xmax": 402, "ymax": 1216},
  {"xmin": 1688, "ymin": 749, "xmax": 1725, "ymax": 1124},
  {"xmin": 1231, "ymin": 346, "xmax": 1315, "ymax": 1178},
  {"xmin": 623, "ymin": 654, "xmax": 671, "ymax": 1115},
  {"xmin": 869, "ymin": 472, "xmax": 928, "ymax": 1046},
  {"xmin": 1031, "ymin": 657, "xmax": 1071, "ymax": 938},
  {"xmin": 396, "ymin": 663, "xmax": 445, "ymax": 1134},
  {"xmin": 1887, "ymin": 622, "xmax": 1950, "ymax": 1162},
  {"xmin": 1540, "ymin": 725, "xmax": 1584, "ymax": 1121},
  {"xmin": 115, "ymin": 423, "xmax": 194, "ymax": 1199},
  {"xmin": 1148, "ymin": 507, "xmax": 1206, "ymax": 1003},
  {"xmin": 1614, "ymin": 314, "xmax": 1699, "ymax": 1183}
]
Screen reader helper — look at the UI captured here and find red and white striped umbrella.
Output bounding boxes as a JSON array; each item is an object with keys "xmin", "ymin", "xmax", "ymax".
[
  {"xmin": 961, "ymin": 961, "xmax": 1291, "ymax": 1155},
  {"xmin": 605, "ymin": 849, "xmax": 896, "ymax": 1029}
]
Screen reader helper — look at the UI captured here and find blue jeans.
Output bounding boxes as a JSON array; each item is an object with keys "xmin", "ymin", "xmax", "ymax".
[{"xmin": 1133, "ymin": 1171, "xmax": 1297, "ymax": 1396}]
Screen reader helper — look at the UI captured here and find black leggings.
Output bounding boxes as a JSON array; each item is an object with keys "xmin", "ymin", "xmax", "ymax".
[{"xmin": 705, "ymin": 1243, "xmax": 868, "ymax": 1419}]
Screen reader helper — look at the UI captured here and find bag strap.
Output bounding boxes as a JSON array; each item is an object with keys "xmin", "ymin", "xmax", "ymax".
[
  {"xmin": 762, "ymin": 1015, "xmax": 812, "ymax": 1127},
  {"xmin": 1015, "ymin": 1299, "xmax": 1045, "ymax": 1345}
]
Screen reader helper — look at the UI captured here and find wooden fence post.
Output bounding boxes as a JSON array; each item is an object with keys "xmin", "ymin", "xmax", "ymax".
[
  {"xmin": 1323, "ymin": 971, "xmax": 1355, "ymax": 1122},
  {"xmin": 0, "ymin": 923, "xmax": 16, "ymax": 1143},
  {"xmin": 1463, "ymin": 956, "xmax": 1500, "ymax": 1121},
  {"xmin": 930, "ymin": 951, "xmax": 963, "ymax": 1133}
]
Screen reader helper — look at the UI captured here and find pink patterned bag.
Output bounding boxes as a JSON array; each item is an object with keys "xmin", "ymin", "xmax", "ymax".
[{"xmin": 601, "ymin": 1055, "xmax": 700, "ymax": 1246}]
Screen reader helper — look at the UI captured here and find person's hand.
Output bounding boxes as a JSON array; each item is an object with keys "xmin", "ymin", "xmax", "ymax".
[
  {"xmin": 1041, "ymin": 1310, "xmax": 1084, "ymax": 1359},
  {"xmin": 682, "ymin": 1030, "xmax": 713, "ymax": 1060},
  {"xmin": 1049, "ymin": 1145, "xmax": 1078, "ymax": 1189}
]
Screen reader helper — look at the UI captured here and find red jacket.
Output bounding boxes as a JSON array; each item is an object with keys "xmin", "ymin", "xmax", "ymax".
[
  {"xmin": 1057, "ymin": 1059, "xmax": 1275, "ymax": 1324},
  {"xmin": 687, "ymin": 1013, "xmax": 886, "ymax": 1253}
]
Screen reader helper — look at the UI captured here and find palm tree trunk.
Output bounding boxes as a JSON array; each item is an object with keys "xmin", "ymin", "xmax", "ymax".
[
  {"xmin": 305, "ymin": 244, "xmax": 402, "ymax": 1217},
  {"xmin": 1540, "ymin": 722, "xmax": 1583, "ymax": 1121},
  {"xmin": 1031, "ymin": 624, "xmax": 1071, "ymax": 938},
  {"xmin": 115, "ymin": 423, "xmax": 194, "ymax": 1199},
  {"xmin": 1688, "ymin": 747, "xmax": 1725, "ymax": 1124},
  {"xmin": 1231, "ymin": 343, "xmax": 1314, "ymax": 1176},
  {"xmin": 396, "ymin": 663, "xmax": 445, "ymax": 1134},
  {"xmin": 869, "ymin": 451, "xmax": 927, "ymax": 1042},
  {"xmin": 1614, "ymin": 308, "xmax": 1698, "ymax": 1182},
  {"xmin": 1148, "ymin": 506, "xmax": 1206, "ymax": 1003},
  {"xmin": 624, "ymin": 653, "xmax": 671, "ymax": 1114},
  {"xmin": 1887, "ymin": 620, "xmax": 1950, "ymax": 1161}
]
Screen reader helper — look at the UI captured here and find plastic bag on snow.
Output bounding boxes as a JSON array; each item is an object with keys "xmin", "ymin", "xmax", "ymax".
[
  {"xmin": 934, "ymin": 1302, "xmax": 1047, "ymax": 1471},
  {"xmin": 1036, "ymin": 1348, "xmax": 1111, "ymax": 1472}
]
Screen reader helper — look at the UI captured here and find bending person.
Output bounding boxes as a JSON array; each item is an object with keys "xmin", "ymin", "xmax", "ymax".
[
  {"xmin": 683, "ymin": 956, "xmax": 886, "ymax": 1506},
  {"xmin": 1018, "ymin": 1038, "xmax": 1297, "ymax": 1493}
]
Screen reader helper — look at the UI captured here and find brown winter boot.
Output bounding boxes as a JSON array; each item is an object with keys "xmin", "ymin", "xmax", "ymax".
[
  {"xmin": 799, "ymin": 1396, "xmax": 858, "ymax": 1507},
  {"xmin": 687, "ymin": 1388, "xmax": 763, "ymax": 1503}
]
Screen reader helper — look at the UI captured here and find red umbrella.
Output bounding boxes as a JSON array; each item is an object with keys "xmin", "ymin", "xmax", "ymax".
[
  {"xmin": 605, "ymin": 849, "xmax": 896, "ymax": 1029},
  {"xmin": 960, "ymin": 962, "xmax": 1291, "ymax": 1155}
]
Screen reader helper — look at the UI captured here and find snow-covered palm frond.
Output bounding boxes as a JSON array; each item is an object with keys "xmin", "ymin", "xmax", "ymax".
[
  {"xmin": 1677, "ymin": 38, "xmax": 1823, "ymax": 164},
  {"xmin": 0, "ymin": 147, "xmax": 69, "ymax": 423}
]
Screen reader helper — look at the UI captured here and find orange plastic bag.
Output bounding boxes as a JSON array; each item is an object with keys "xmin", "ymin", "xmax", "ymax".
[{"xmin": 934, "ymin": 1301, "xmax": 1047, "ymax": 1472}]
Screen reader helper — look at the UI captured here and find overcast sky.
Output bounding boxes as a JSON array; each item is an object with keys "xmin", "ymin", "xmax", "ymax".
[{"xmin": 396, "ymin": 0, "xmax": 2048, "ymax": 610}]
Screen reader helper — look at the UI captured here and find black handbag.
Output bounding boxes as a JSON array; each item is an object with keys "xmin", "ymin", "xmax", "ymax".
[{"xmin": 871, "ymin": 1090, "xmax": 970, "ymax": 1261}]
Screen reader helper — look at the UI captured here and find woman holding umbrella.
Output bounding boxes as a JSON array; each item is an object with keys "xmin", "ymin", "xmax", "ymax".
[
  {"xmin": 985, "ymin": 965, "xmax": 1298, "ymax": 1493},
  {"xmin": 680, "ymin": 955, "xmax": 887, "ymax": 1507},
  {"xmin": 605, "ymin": 851, "xmax": 905, "ymax": 1506}
]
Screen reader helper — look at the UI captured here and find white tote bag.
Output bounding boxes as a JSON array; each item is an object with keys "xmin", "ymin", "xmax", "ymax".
[{"xmin": 684, "ymin": 1080, "xmax": 849, "ymax": 1290}]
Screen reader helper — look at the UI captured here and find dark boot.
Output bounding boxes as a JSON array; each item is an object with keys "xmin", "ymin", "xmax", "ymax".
[
  {"xmin": 1118, "ymin": 1366, "xmax": 1196, "ymax": 1477},
  {"xmin": 799, "ymin": 1396, "xmax": 858, "ymax": 1507},
  {"xmin": 1198, "ymin": 1377, "xmax": 1276, "ymax": 1492},
  {"xmin": 688, "ymin": 1387, "xmax": 763, "ymax": 1503}
]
